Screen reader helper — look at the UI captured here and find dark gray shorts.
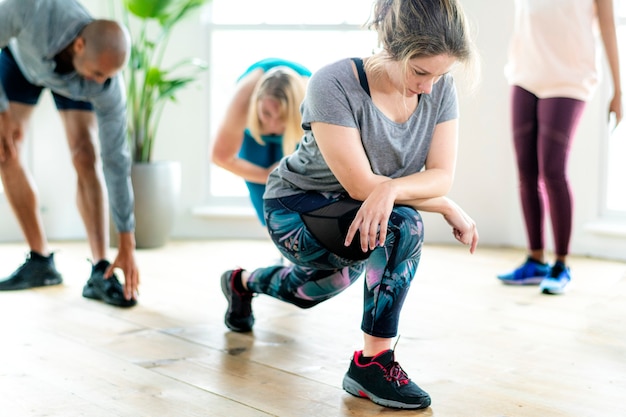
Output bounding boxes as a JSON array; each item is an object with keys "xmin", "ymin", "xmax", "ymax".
[{"xmin": 0, "ymin": 47, "xmax": 93, "ymax": 111}]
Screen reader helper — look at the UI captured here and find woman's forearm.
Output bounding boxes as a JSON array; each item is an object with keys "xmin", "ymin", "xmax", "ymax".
[{"xmin": 399, "ymin": 195, "xmax": 454, "ymax": 216}]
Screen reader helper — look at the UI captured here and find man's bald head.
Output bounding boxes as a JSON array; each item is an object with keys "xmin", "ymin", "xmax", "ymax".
[{"xmin": 73, "ymin": 19, "xmax": 130, "ymax": 84}]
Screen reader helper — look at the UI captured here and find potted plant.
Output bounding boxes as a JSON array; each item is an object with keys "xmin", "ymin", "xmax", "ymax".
[{"xmin": 109, "ymin": 0, "xmax": 210, "ymax": 248}]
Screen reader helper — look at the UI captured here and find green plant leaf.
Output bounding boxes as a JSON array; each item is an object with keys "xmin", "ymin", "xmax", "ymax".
[
  {"xmin": 117, "ymin": 0, "xmax": 211, "ymax": 162},
  {"xmin": 145, "ymin": 67, "xmax": 164, "ymax": 86},
  {"xmin": 157, "ymin": 77, "xmax": 197, "ymax": 100},
  {"xmin": 160, "ymin": 0, "xmax": 208, "ymax": 27},
  {"xmin": 123, "ymin": 0, "xmax": 176, "ymax": 19}
]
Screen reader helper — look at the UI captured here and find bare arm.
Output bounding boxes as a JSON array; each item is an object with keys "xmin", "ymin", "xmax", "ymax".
[
  {"xmin": 596, "ymin": 0, "xmax": 623, "ymax": 124},
  {"xmin": 210, "ymin": 68, "xmax": 275, "ymax": 184},
  {"xmin": 311, "ymin": 118, "xmax": 458, "ymax": 202},
  {"xmin": 400, "ymin": 195, "xmax": 479, "ymax": 253},
  {"xmin": 313, "ymin": 117, "xmax": 477, "ymax": 252}
]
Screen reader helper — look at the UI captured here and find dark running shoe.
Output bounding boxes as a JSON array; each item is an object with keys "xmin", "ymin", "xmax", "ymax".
[
  {"xmin": 0, "ymin": 251, "xmax": 63, "ymax": 291},
  {"xmin": 221, "ymin": 269, "xmax": 254, "ymax": 332},
  {"xmin": 342, "ymin": 350, "xmax": 431, "ymax": 409},
  {"xmin": 82, "ymin": 260, "xmax": 137, "ymax": 308}
]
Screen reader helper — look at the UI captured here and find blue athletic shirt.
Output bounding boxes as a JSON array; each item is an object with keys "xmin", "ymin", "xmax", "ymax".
[{"xmin": 236, "ymin": 58, "xmax": 311, "ymax": 225}]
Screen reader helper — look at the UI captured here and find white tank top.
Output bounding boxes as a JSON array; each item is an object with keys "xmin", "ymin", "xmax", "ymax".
[{"xmin": 505, "ymin": 0, "xmax": 600, "ymax": 101}]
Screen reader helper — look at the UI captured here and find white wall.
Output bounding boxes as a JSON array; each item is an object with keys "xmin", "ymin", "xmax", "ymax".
[{"xmin": 2, "ymin": 0, "xmax": 625, "ymax": 261}]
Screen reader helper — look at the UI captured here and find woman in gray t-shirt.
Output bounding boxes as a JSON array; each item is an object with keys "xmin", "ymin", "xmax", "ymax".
[{"xmin": 220, "ymin": 0, "xmax": 479, "ymax": 410}]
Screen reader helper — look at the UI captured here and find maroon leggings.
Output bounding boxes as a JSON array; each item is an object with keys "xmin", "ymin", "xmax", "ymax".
[{"xmin": 511, "ymin": 86, "xmax": 586, "ymax": 257}]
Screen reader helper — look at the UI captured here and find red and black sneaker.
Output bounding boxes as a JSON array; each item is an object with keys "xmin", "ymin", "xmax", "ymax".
[
  {"xmin": 220, "ymin": 269, "xmax": 254, "ymax": 332},
  {"xmin": 342, "ymin": 350, "xmax": 431, "ymax": 409}
]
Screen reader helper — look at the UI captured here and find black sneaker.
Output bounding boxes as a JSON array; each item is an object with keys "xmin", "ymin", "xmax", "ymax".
[
  {"xmin": 221, "ymin": 269, "xmax": 254, "ymax": 332},
  {"xmin": 0, "ymin": 251, "xmax": 63, "ymax": 291},
  {"xmin": 82, "ymin": 260, "xmax": 137, "ymax": 308},
  {"xmin": 342, "ymin": 350, "xmax": 431, "ymax": 409}
]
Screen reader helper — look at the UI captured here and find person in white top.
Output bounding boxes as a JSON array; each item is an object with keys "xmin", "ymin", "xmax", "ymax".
[{"xmin": 498, "ymin": 0, "xmax": 623, "ymax": 294}]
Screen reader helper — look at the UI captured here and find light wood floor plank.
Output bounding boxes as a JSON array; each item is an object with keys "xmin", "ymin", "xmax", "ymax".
[{"xmin": 1, "ymin": 240, "xmax": 625, "ymax": 416}]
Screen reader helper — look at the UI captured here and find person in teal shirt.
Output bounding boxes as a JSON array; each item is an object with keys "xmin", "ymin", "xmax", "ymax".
[{"xmin": 211, "ymin": 58, "xmax": 311, "ymax": 225}]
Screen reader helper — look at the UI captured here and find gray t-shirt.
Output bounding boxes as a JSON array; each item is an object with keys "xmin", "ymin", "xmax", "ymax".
[{"xmin": 264, "ymin": 58, "xmax": 458, "ymax": 199}]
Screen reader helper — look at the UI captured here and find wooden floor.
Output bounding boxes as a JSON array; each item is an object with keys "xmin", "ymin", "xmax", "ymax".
[{"xmin": 0, "ymin": 240, "xmax": 625, "ymax": 417}]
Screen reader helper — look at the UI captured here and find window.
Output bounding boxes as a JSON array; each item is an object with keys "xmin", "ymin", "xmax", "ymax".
[
  {"xmin": 603, "ymin": 1, "xmax": 626, "ymax": 216},
  {"xmin": 204, "ymin": 0, "xmax": 377, "ymax": 206}
]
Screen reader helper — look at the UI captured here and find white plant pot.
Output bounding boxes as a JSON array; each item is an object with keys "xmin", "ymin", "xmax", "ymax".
[{"xmin": 110, "ymin": 161, "xmax": 182, "ymax": 249}]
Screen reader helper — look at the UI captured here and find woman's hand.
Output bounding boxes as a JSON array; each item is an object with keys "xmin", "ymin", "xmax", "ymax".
[
  {"xmin": 442, "ymin": 200, "xmax": 479, "ymax": 253},
  {"xmin": 609, "ymin": 91, "xmax": 623, "ymax": 127},
  {"xmin": 345, "ymin": 182, "xmax": 396, "ymax": 253}
]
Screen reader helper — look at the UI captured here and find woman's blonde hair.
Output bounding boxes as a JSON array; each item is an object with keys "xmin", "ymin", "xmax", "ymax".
[
  {"xmin": 365, "ymin": 0, "xmax": 479, "ymax": 88},
  {"xmin": 246, "ymin": 67, "xmax": 308, "ymax": 156}
]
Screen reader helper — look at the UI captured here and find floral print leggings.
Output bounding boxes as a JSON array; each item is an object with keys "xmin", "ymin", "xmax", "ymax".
[{"xmin": 246, "ymin": 194, "xmax": 424, "ymax": 338}]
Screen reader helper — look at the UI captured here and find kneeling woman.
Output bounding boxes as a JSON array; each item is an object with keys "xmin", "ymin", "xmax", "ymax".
[{"xmin": 220, "ymin": 0, "xmax": 479, "ymax": 410}]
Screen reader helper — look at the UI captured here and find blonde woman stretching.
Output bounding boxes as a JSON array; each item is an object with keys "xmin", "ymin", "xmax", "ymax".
[{"xmin": 211, "ymin": 58, "xmax": 310, "ymax": 225}]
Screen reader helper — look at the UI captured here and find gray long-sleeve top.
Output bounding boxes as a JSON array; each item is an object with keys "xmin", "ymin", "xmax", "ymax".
[{"xmin": 0, "ymin": 0, "xmax": 135, "ymax": 233}]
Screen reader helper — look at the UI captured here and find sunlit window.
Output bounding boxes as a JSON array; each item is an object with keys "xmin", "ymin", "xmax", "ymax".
[
  {"xmin": 205, "ymin": 0, "xmax": 377, "ymax": 204},
  {"xmin": 210, "ymin": 0, "xmax": 372, "ymax": 25}
]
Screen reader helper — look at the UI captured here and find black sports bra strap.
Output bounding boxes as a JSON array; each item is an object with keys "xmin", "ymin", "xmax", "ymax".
[{"xmin": 350, "ymin": 57, "xmax": 371, "ymax": 97}]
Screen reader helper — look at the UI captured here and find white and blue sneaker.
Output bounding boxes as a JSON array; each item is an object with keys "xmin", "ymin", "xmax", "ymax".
[
  {"xmin": 539, "ymin": 262, "xmax": 571, "ymax": 295},
  {"xmin": 497, "ymin": 257, "xmax": 550, "ymax": 285}
]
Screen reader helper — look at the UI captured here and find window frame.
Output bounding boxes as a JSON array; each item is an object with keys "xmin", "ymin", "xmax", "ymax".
[{"xmin": 202, "ymin": 2, "xmax": 376, "ymax": 210}]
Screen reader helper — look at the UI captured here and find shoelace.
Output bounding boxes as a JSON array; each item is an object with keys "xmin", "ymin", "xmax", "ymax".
[
  {"xmin": 384, "ymin": 361, "xmax": 410, "ymax": 386},
  {"xmin": 16, "ymin": 253, "xmax": 50, "ymax": 272},
  {"xmin": 105, "ymin": 275, "xmax": 123, "ymax": 289},
  {"xmin": 91, "ymin": 264, "xmax": 123, "ymax": 294},
  {"xmin": 549, "ymin": 263, "xmax": 566, "ymax": 278}
]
